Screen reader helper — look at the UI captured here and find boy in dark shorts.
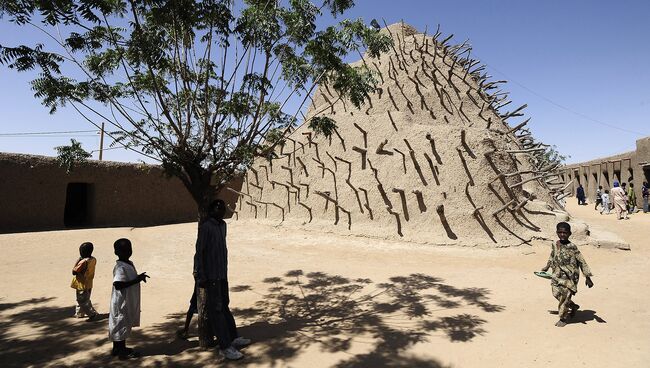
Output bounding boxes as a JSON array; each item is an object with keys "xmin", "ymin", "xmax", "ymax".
[
  {"xmin": 594, "ymin": 186, "xmax": 603, "ymax": 210},
  {"xmin": 540, "ymin": 222, "xmax": 594, "ymax": 327}
]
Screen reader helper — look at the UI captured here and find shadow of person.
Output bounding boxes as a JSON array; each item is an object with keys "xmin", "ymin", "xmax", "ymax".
[
  {"xmin": 88, "ymin": 313, "xmax": 109, "ymax": 322},
  {"xmin": 128, "ymin": 312, "xmax": 200, "ymax": 358},
  {"xmin": 569, "ymin": 309, "xmax": 606, "ymax": 324}
]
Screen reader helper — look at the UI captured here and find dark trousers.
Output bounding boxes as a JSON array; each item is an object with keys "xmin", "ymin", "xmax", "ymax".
[{"xmin": 205, "ymin": 279, "xmax": 238, "ymax": 349}]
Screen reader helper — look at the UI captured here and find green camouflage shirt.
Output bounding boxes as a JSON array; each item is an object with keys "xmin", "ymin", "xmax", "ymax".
[{"xmin": 542, "ymin": 241, "xmax": 593, "ymax": 293}]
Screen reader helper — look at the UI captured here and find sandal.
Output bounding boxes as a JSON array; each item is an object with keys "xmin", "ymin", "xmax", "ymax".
[
  {"xmin": 176, "ymin": 329, "xmax": 189, "ymax": 340},
  {"xmin": 111, "ymin": 347, "xmax": 134, "ymax": 358},
  {"xmin": 118, "ymin": 348, "xmax": 140, "ymax": 360}
]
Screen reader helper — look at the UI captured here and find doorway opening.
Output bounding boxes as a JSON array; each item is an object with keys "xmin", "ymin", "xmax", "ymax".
[
  {"xmin": 64, "ymin": 183, "xmax": 93, "ymax": 227},
  {"xmin": 627, "ymin": 168, "xmax": 634, "ymax": 184}
]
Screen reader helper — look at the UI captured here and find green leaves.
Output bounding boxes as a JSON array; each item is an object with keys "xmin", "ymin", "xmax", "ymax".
[
  {"xmin": 321, "ymin": 0, "xmax": 355, "ymax": 16},
  {"xmin": 264, "ymin": 127, "xmax": 286, "ymax": 147},
  {"xmin": 31, "ymin": 75, "xmax": 80, "ymax": 113},
  {"xmin": 263, "ymin": 101, "xmax": 295, "ymax": 129},
  {"xmin": 65, "ymin": 26, "xmax": 124, "ymax": 53},
  {"xmin": 84, "ymin": 47, "xmax": 123, "ymax": 76},
  {"xmin": 280, "ymin": 0, "xmax": 318, "ymax": 44},
  {"xmin": 541, "ymin": 145, "xmax": 569, "ymax": 167},
  {"xmin": 0, "ymin": 44, "xmax": 63, "ymax": 74},
  {"xmin": 1, "ymin": 0, "xmax": 391, "ymax": 206},
  {"xmin": 242, "ymin": 72, "xmax": 271, "ymax": 94},
  {"xmin": 1, "ymin": 0, "xmax": 127, "ymax": 26},
  {"xmin": 332, "ymin": 64, "xmax": 377, "ymax": 108},
  {"xmin": 220, "ymin": 91, "xmax": 255, "ymax": 121},
  {"xmin": 308, "ymin": 116, "xmax": 336, "ymax": 137},
  {"xmin": 55, "ymin": 139, "xmax": 92, "ymax": 174},
  {"xmin": 236, "ymin": 0, "xmax": 282, "ymax": 51}
]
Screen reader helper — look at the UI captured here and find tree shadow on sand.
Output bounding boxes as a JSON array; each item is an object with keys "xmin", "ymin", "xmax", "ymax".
[
  {"xmin": 0, "ymin": 297, "xmax": 109, "ymax": 368},
  {"xmin": 0, "ymin": 272, "xmax": 504, "ymax": 367},
  {"xmin": 0, "ymin": 298, "xmax": 220, "ymax": 367},
  {"xmin": 232, "ymin": 270, "xmax": 505, "ymax": 367}
]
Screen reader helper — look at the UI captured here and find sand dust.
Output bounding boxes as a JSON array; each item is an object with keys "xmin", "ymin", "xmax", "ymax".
[{"xmin": 0, "ymin": 201, "xmax": 648, "ymax": 367}]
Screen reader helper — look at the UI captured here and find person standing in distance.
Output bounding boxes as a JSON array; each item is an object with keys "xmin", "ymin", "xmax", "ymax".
[
  {"xmin": 611, "ymin": 181, "xmax": 629, "ymax": 220},
  {"xmin": 194, "ymin": 199, "xmax": 251, "ymax": 360},
  {"xmin": 594, "ymin": 186, "xmax": 603, "ymax": 211},
  {"xmin": 576, "ymin": 184, "xmax": 586, "ymax": 205},
  {"xmin": 642, "ymin": 182, "xmax": 649, "ymax": 213}
]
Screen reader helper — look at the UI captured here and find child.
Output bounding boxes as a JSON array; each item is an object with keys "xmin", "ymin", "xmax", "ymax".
[
  {"xmin": 108, "ymin": 238, "xmax": 149, "ymax": 359},
  {"xmin": 176, "ymin": 286, "xmax": 198, "ymax": 339},
  {"xmin": 600, "ymin": 190, "xmax": 610, "ymax": 215},
  {"xmin": 540, "ymin": 222, "xmax": 594, "ymax": 327},
  {"xmin": 71, "ymin": 242, "xmax": 98, "ymax": 320},
  {"xmin": 627, "ymin": 183, "xmax": 637, "ymax": 213},
  {"xmin": 594, "ymin": 186, "xmax": 602, "ymax": 211}
]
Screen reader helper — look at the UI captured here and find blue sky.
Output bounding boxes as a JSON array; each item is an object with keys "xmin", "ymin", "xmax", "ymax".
[{"xmin": 1, "ymin": 0, "xmax": 648, "ymax": 164}]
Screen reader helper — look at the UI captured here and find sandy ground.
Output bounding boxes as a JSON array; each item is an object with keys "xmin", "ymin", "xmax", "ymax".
[{"xmin": 1, "ymin": 201, "xmax": 649, "ymax": 367}]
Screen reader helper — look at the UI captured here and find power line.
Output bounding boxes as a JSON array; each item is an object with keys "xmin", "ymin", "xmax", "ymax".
[
  {"xmin": 0, "ymin": 130, "xmax": 99, "ymax": 136},
  {"xmin": 485, "ymin": 64, "xmax": 648, "ymax": 137},
  {"xmin": 0, "ymin": 135, "xmax": 100, "ymax": 138},
  {"xmin": 90, "ymin": 146, "xmax": 123, "ymax": 153}
]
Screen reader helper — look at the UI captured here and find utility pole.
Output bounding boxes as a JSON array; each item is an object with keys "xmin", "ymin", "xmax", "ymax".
[{"xmin": 98, "ymin": 122, "xmax": 105, "ymax": 161}]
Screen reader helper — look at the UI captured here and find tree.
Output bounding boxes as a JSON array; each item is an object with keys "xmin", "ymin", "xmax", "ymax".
[
  {"xmin": 0, "ymin": 0, "xmax": 390, "ymax": 214},
  {"xmin": 55, "ymin": 138, "xmax": 92, "ymax": 173},
  {"xmin": 0, "ymin": 0, "xmax": 391, "ymax": 347}
]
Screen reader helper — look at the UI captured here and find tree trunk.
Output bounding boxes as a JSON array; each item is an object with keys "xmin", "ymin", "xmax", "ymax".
[
  {"xmin": 183, "ymin": 165, "xmax": 221, "ymax": 349},
  {"xmin": 195, "ymin": 186, "xmax": 215, "ymax": 349},
  {"xmin": 197, "ymin": 284, "xmax": 212, "ymax": 349}
]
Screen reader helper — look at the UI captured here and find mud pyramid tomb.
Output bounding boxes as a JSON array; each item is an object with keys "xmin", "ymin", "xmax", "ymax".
[{"xmin": 230, "ymin": 23, "xmax": 574, "ymax": 247}]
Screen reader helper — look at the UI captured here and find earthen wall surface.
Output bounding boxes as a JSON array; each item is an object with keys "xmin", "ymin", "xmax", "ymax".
[
  {"xmin": 0, "ymin": 152, "xmax": 240, "ymax": 233},
  {"xmin": 561, "ymin": 137, "xmax": 650, "ymax": 207}
]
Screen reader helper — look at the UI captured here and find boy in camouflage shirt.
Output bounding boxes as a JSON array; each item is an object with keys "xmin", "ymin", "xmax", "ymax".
[{"xmin": 541, "ymin": 222, "xmax": 594, "ymax": 327}]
